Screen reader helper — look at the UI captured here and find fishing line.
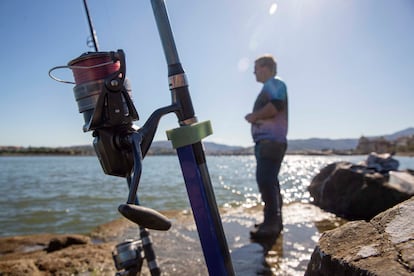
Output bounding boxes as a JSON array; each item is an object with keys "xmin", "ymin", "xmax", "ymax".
[{"xmin": 48, "ymin": 61, "xmax": 117, "ymax": 84}]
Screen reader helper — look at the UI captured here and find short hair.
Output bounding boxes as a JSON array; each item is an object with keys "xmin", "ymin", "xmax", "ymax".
[{"xmin": 255, "ymin": 55, "xmax": 277, "ymax": 76}]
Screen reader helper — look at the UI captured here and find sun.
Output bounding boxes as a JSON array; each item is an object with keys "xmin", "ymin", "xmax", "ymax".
[{"xmin": 269, "ymin": 3, "xmax": 278, "ymax": 15}]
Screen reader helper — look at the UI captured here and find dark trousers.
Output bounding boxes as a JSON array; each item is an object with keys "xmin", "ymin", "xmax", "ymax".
[{"xmin": 255, "ymin": 141, "xmax": 287, "ymax": 225}]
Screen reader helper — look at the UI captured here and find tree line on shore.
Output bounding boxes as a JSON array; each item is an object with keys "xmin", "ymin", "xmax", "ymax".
[
  {"xmin": 1, "ymin": 134, "xmax": 414, "ymax": 157},
  {"xmin": 0, "ymin": 145, "xmax": 95, "ymax": 156}
]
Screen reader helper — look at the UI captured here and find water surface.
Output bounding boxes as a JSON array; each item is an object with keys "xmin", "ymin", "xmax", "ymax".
[{"xmin": 1, "ymin": 155, "xmax": 412, "ymax": 236}]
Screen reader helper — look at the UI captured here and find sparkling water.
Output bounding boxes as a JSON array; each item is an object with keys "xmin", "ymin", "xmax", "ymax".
[{"xmin": 1, "ymin": 154, "xmax": 412, "ymax": 237}]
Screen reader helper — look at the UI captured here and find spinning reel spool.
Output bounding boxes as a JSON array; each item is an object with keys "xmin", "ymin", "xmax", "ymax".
[{"xmin": 69, "ymin": 50, "xmax": 138, "ymax": 132}]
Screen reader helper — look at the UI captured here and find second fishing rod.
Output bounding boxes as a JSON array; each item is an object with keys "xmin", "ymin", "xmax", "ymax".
[{"xmin": 51, "ymin": 0, "xmax": 235, "ymax": 275}]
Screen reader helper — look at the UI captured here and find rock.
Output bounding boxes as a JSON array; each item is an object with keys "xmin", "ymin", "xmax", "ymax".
[
  {"xmin": 0, "ymin": 233, "xmax": 116, "ymax": 276},
  {"xmin": 308, "ymin": 161, "xmax": 412, "ymax": 220},
  {"xmin": 305, "ymin": 197, "xmax": 414, "ymax": 276},
  {"xmin": 46, "ymin": 235, "xmax": 90, "ymax": 252},
  {"xmin": 388, "ymin": 170, "xmax": 414, "ymax": 194}
]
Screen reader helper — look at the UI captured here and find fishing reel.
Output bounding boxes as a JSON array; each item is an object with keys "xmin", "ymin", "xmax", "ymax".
[
  {"xmin": 112, "ymin": 239, "xmax": 144, "ymax": 276},
  {"xmin": 69, "ymin": 50, "xmax": 138, "ymax": 177},
  {"xmin": 66, "ymin": 49, "xmax": 174, "ymax": 231}
]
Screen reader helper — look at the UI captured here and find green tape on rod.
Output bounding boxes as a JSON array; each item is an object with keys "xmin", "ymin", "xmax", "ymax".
[{"xmin": 166, "ymin": 120, "xmax": 213, "ymax": 149}]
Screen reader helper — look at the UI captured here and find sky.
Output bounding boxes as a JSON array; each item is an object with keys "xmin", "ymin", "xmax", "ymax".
[{"xmin": 0, "ymin": 0, "xmax": 413, "ymax": 147}]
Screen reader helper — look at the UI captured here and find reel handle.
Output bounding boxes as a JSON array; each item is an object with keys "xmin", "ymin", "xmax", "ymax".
[
  {"xmin": 118, "ymin": 131, "xmax": 172, "ymax": 231},
  {"xmin": 118, "ymin": 204, "xmax": 171, "ymax": 231}
]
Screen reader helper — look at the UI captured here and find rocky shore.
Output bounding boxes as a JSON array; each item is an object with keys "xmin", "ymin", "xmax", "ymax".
[
  {"xmin": 2, "ymin": 198, "xmax": 413, "ymax": 275},
  {"xmin": 0, "ymin": 203, "xmax": 345, "ymax": 275},
  {"xmin": 306, "ymin": 197, "xmax": 414, "ymax": 275}
]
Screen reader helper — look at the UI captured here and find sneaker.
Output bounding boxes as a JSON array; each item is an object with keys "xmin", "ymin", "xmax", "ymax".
[
  {"xmin": 250, "ymin": 223, "xmax": 283, "ymax": 239},
  {"xmin": 254, "ymin": 222, "xmax": 264, "ymax": 228}
]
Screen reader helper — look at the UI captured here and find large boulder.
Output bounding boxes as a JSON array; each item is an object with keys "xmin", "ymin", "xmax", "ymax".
[
  {"xmin": 308, "ymin": 161, "xmax": 413, "ymax": 220},
  {"xmin": 305, "ymin": 196, "xmax": 414, "ymax": 275}
]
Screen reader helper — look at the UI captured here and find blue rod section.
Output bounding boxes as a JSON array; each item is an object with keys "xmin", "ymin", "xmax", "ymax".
[{"xmin": 176, "ymin": 145, "xmax": 234, "ymax": 275}]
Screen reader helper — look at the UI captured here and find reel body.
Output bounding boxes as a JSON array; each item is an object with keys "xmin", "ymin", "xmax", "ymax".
[
  {"xmin": 69, "ymin": 50, "xmax": 138, "ymax": 177},
  {"xmin": 112, "ymin": 239, "xmax": 144, "ymax": 275}
]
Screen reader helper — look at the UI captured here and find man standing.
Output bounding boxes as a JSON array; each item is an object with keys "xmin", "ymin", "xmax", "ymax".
[{"xmin": 245, "ymin": 55, "xmax": 288, "ymax": 239}]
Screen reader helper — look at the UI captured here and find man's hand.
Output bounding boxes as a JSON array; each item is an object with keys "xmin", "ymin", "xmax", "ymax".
[
  {"xmin": 245, "ymin": 113, "xmax": 257, "ymax": 123},
  {"xmin": 245, "ymin": 102, "xmax": 277, "ymax": 124}
]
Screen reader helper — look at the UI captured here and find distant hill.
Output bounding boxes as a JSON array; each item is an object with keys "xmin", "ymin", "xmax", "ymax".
[
  {"xmin": 380, "ymin": 127, "xmax": 414, "ymax": 141},
  {"xmin": 148, "ymin": 127, "xmax": 414, "ymax": 154},
  {"xmin": 2, "ymin": 127, "xmax": 413, "ymax": 156},
  {"xmin": 148, "ymin": 141, "xmax": 248, "ymax": 155},
  {"xmin": 287, "ymin": 138, "xmax": 357, "ymax": 151},
  {"xmin": 288, "ymin": 127, "xmax": 414, "ymax": 152}
]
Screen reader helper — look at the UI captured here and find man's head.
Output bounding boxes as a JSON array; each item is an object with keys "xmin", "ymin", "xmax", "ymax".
[{"xmin": 254, "ymin": 55, "xmax": 277, "ymax": 83}]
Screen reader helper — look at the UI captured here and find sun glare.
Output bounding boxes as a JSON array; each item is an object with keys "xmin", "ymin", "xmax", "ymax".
[{"xmin": 269, "ymin": 3, "xmax": 278, "ymax": 15}]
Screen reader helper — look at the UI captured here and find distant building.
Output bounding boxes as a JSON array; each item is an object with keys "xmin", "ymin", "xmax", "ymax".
[
  {"xmin": 396, "ymin": 136, "xmax": 410, "ymax": 147},
  {"xmin": 355, "ymin": 136, "xmax": 394, "ymax": 154},
  {"xmin": 395, "ymin": 135, "xmax": 414, "ymax": 153}
]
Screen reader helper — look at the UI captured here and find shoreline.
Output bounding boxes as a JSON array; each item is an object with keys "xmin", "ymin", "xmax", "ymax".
[
  {"xmin": 0, "ymin": 203, "xmax": 346, "ymax": 275},
  {"xmin": 1, "ymin": 152, "xmax": 413, "ymax": 157}
]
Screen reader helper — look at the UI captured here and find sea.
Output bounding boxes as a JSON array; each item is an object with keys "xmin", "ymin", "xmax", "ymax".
[{"xmin": 1, "ymin": 154, "xmax": 413, "ymax": 237}]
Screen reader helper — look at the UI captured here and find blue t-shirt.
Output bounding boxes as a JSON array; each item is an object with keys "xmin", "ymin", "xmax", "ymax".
[{"xmin": 251, "ymin": 77, "xmax": 288, "ymax": 143}]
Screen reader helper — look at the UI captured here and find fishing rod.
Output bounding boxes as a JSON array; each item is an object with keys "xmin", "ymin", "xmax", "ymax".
[
  {"xmin": 150, "ymin": 0, "xmax": 235, "ymax": 275},
  {"xmin": 82, "ymin": 0, "xmax": 99, "ymax": 51},
  {"xmin": 51, "ymin": 1, "xmax": 169, "ymax": 275},
  {"xmin": 50, "ymin": 0, "xmax": 235, "ymax": 275},
  {"xmin": 79, "ymin": 2, "xmax": 169, "ymax": 275}
]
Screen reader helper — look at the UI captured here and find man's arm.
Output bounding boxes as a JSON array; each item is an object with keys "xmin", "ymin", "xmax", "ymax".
[{"xmin": 245, "ymin": 102, "xmax": 277, "ymax": 124}]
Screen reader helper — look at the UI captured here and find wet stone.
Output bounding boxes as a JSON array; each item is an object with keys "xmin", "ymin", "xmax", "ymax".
[
  {"xmin": 306, "ymin": 197, "xmax": 414, "ymax": 276},
  {"xmin": 0, "ymin": 203, "xmax": 346, "ymax": 275}
]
